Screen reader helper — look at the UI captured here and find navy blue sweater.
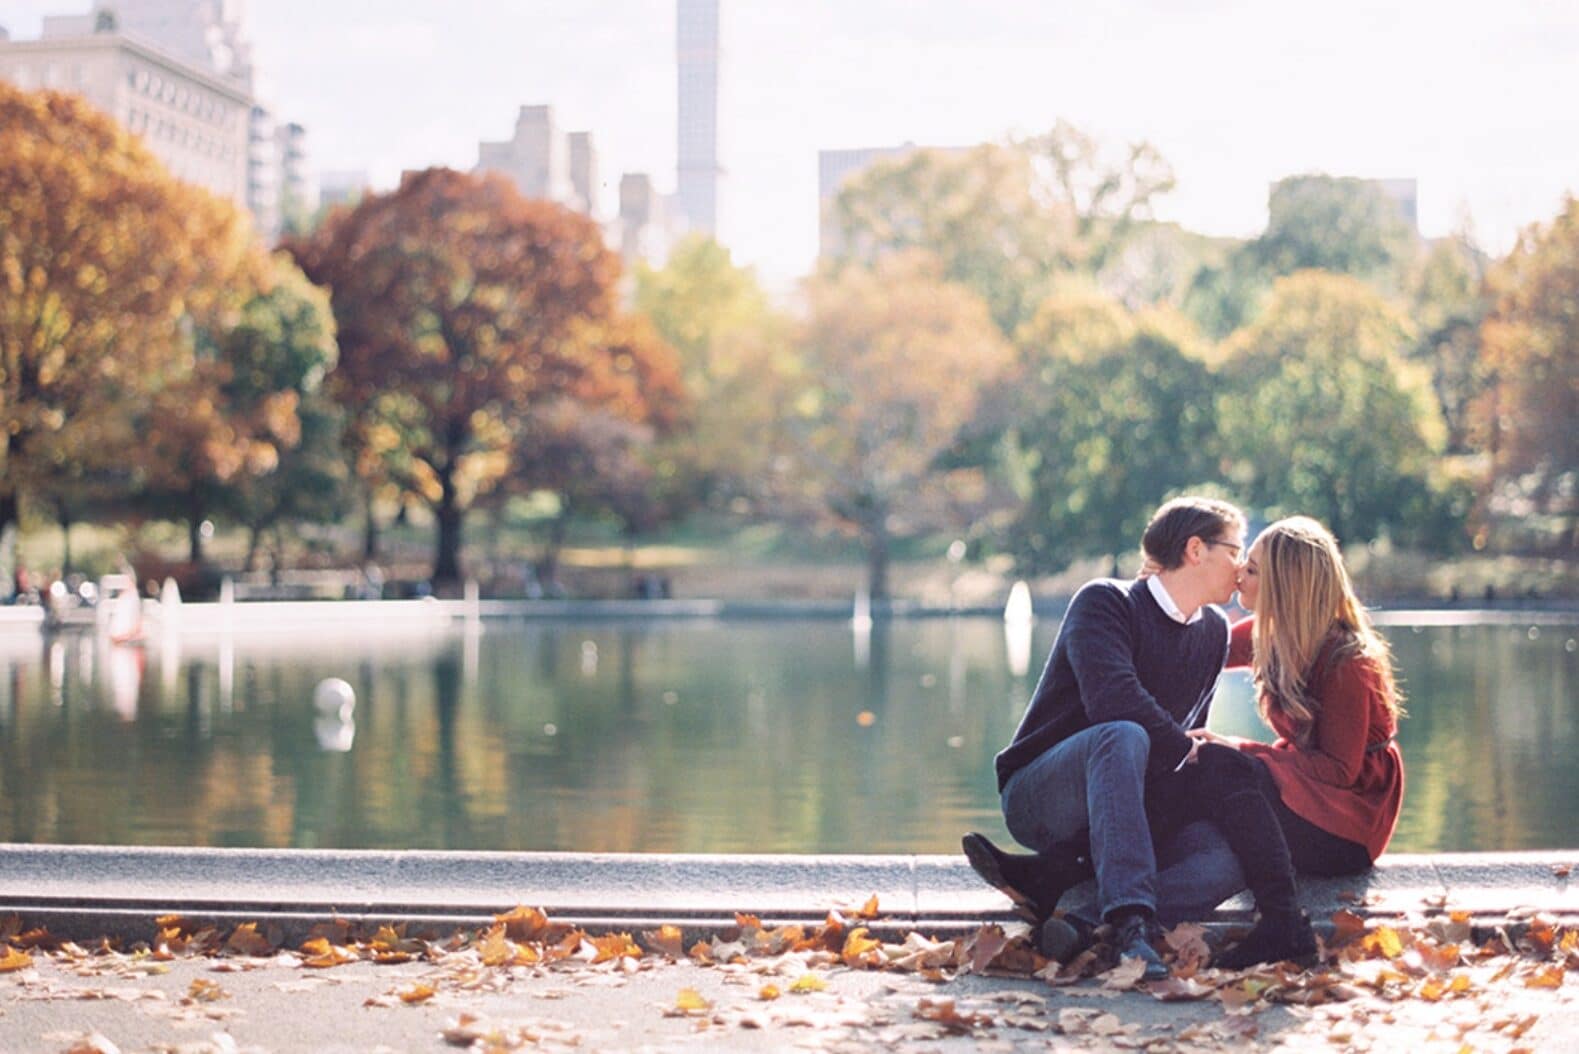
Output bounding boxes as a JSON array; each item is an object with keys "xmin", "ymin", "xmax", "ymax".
[{"xmin": 995, "ymin": 578, "xmax": 1229, "ymax": 792}]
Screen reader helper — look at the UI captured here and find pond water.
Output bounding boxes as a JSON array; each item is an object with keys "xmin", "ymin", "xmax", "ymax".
[{"xmin": 0, "ymin": 614, "xmax": 1574, "ymax": 854}]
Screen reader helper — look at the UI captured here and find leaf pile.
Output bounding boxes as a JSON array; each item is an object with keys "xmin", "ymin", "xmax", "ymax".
[{"xmin": 0, "ymin": 903, "xmax": 1574, "ymax": 1051}]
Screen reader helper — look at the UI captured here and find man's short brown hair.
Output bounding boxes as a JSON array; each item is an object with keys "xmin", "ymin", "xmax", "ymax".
[{"xmin": 1141, "ymin": 496, "xmax": 1246, "ymax": 570}]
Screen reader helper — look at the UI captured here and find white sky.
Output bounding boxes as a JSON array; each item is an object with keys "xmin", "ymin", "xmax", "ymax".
[{"xmin": 7, "ymin": 1, "xmax": 1579, "ymax": 287}]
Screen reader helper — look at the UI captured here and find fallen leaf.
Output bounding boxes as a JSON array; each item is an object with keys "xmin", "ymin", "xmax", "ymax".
[
  {"xmin": 1145, "ymin": 976, "xmax": 1216, "ymax": 1001},
  {"xmin": 965, "ymin": 925, "xmax": 1011, "ymax": 975},
  {"xmin": 0, "ymin": 945, "xmax": 33, "ymax": 972},
  {"xmin": 589, "ymin": 932, "xmax": 641, "ymax": 963},
  {"xmin": 495, "ymin": 905, "xmax": 551, "ymax": 942},
  {"xmin": 224, "ymin": 923, "xmax": 273, "ymax": 957},
  {"xmin": 1554, "ymin": 863, "xmax": 1572, "ymax": 879},
  {"xmin": 1525, "ymin": 964, "xmax": 1564, "ymax": 988},
  {"xmin": 671, "ymin": 987, "xmax": 711, "ymax": 1015},
  {"xmin": 298, "ymin": 936, "xmax": 357, "ymax": 969},
  {"xmin": 61, "ymin": 1033, "xmax": 120, "ymax": 1054},
  {"xmin": 915, "ymin": 997, "xmax": 993, "ymax": 1035},
  {"xmin": 184, "ymin": 978, "xmax": 227, "ymax": 1003},
  {"xmin": 841, "ymin": 926, "xmax": 882, "ymax": 966},
  {"xmin": 399, "ymin": 982, "xmax": 437, "ymax": 1004},
  {"xmin": 1362, "ymin": 925, "xmax": 1405, "ymax": 960},
  {"xmin": 758, "ymin": 983, "xmax": 780, "ymax": 1000},
  {"xmin": 642, "ymin": 925, "xmax": 685, "ymax": 958},
  {"xmin": 1331, "ymin": 909, "xmax": 1368, "ymax": 945},
  {"xmin": 856, "ymin": 894, "xmax": 881, "ymax": 919},
  {"xmin": 1103, "ymin": 955, "xmax": 1150, "ymax": 990},
  {"xmin": 789, "ymin": 972, "xmax": 827, "ymax": 993}
]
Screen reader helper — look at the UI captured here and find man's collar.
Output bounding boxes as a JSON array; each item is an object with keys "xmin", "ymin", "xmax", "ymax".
[{"xmin": 1147, "ymin": 574, "xmax": 1203, "ymax": 625}]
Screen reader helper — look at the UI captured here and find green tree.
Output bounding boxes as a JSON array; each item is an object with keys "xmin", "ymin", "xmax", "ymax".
[
  {"xmin": 793, "ymin": 253, "xmax": 1013, "ymax": 599},
  {"xmin": 289, "ymin": 169, "xmax": 684, "ymax": 588},
  {"xmin": 1409, "ymin": 235, "xmax": 1490, "ymax": 454},
  {"xmin": 633, "ymin": 235, "xmax": 798, "ymax": 512},
  {"xmin": 1476, "ymin": 197, "xmax": 1579, "ymax": 550},
  {"xmin": 1219, "ymin": 271, "xmax": 1448, "ymax": 544},
  {"xmin": 1254, "ymin": 175, "xmax": 1418, "ymax": 285},
  {"xmin": 1004, "ymin": 284, "xmax": 1219, "ymax": 571}
]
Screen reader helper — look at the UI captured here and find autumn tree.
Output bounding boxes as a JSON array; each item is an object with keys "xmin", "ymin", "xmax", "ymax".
[
  {"xmin": 1409, "ymin": 234, "xmax": 1490, "ymax": 454},
  {"xmin": 633, "ymin": 234, "xmax": 799, "ymax": 513},
  {"xmin": 0, "ymin": 83, "xmax": 255, "ymax": 562},
  {"xmin": 1218, "ymin": 271, "xmax": 1452, "ymax": 544},
  {"xmin": 1476, "ymin": 197, "xmax": 1579, "ymax": 550},
  {"xmin": 1003, "ymin": 284, "xmax": 1219, "ymax": 571},
  {"xmin": 290, "ymin": 168, "xmax": 683, "ymax": 589},
  {"xmin": 793, "ymin": 253, "xmax": 1013, "ymax": 599}
]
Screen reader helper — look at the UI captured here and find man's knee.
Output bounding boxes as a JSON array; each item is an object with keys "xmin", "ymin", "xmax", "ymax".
[{"xmin": 1088, "ymin": 720, "xmax": 1149, "ymax": 765}]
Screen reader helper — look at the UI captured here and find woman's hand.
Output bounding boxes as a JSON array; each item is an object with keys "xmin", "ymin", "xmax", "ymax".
[
  {"xmin": 1187, "ymin": 727, "xmax": 1237, "ymax": 749},
  {"xmin": 1136, "ymin": 556, "xmax": 1163, "ymax": 580}
]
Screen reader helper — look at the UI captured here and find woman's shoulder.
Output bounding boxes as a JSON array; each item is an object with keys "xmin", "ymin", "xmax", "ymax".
[{"xmin": 1317, "ymin": 639, "xmax": 1389, "ymax": 695}]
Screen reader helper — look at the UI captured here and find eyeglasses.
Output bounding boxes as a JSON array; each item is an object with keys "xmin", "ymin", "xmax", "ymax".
[{"xmin": 1205, "ymin": 540, "xmax": 1243, "ymax": 560}]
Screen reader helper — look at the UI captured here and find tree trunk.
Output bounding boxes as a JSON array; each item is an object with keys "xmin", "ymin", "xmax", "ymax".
[
  {"xmin": 245, "ymin": 523, "xmax": 264, "ymax": 572},
  {"xmin": 537, "ymin": 502, "xmax": 571, "ymax": 590},
  {"xmin": 432, "ymin": 472, "xmax": 464, "ymax": 593},
  {"xmin": 864, "ymin": 517, "xmax": 891, "ymax": 603},
  {"xmin": 361, "ymin": 487, "xmax": 380, "ymax": 562},
  {"xmin": 187, "ymin": 500, "xmax": 206, "ymax": 566},
  {"xmin": 59, "ymin": 510, "xmax": 73, "ymax": 576}
]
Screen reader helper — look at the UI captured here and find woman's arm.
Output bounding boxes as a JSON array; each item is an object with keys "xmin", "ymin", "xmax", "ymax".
[
  {"xmin": 1226, "ymin": 617, "xmax": 1253, "ymax": 669},
  {"xmin": 1275, "ymin": 656, "xmax": 1381, "ymax": 787}
]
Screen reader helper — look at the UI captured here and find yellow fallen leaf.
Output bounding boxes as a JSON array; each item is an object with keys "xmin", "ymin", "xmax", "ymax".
[
  {"xmin": 842, "ymin": 926, "xmax": 882, "ymax": 965},
  {"xmin": 789, "ymin": 972, "xmax": 828, "ymax": 993},
  {"xmin": 1525, "ymin": 964, "xmax": 1564, "ymax": 988},
  {"xmin": 589, "ymin": 932, "xmax": 641, "ymax": 963},
  {"xmin": 758, "ymin": 984, "xmax": 781, "ymax": 1001},
  {"xmin": 185, "ymin": 978, "xmax": 226, "ymax": 1003},
  {"xmin": 856, "ymin": 894, "xmax": 881, "ymax": 919},
  {"xmin": 0, "ymin": 945, "xmax": 32, "ymax": 973},
  {"xmin": 299, "ymin": 936, "xmax": 357, "ymax": 968},
  {"xmin": 495, "ymin": 905, "xmax": 551, "ymax": 942},
  {"xmin": 1363, "ymin": 925, "xmax": 1404, "ymax": 960},
  {"xmin": 674, "ymin": 988, "xmax": 711, "ymax": 1013}
]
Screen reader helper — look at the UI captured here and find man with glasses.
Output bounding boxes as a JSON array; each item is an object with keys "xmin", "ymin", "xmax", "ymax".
[{"xmin": 963, "ymin": 496, "xmax": 1247, "ymax": 979}]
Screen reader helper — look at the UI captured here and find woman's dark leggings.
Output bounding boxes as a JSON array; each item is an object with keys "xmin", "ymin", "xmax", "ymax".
[
  {"xmin": 1148, "ymin": 743, "xmax": 1367, "ymax": 918},
  {"xmin": 1247, "ymin": 756, "xmax": 1372, "ymax": 877}
]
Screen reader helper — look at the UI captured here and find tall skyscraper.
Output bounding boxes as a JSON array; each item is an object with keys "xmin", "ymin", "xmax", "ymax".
[{"xmin": 676, "ymin": 0, "xmax": 721, "ymax": 237}]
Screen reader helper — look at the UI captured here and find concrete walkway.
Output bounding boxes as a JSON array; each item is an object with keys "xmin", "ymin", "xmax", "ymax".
[{"xmin": 6, "ymin": 843, "xmax": 1577, "ymax": 943}]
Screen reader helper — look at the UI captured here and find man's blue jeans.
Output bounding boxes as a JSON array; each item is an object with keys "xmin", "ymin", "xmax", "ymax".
[{"xmin": 1000, "ymin": 721, "xmax": 1248, "ymax": 924}]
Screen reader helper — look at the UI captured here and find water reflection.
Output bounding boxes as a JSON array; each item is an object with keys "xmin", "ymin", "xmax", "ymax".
[{"xmin": 0, "ymin": 619, "xmax": 1573, "ymax": 854}]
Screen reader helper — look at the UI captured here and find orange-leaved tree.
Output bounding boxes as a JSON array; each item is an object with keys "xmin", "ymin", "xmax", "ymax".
[
  {"xmin": 794, "ymin": 252, "xmax": 1013, "ymax": 600},
  {"xmin": 1476, "ymin": 196, "xmax": 1579, "ymax": 551},
  {"xmin": 289, "ymin": 167, "xmax": 683, "ymax": 588},
  {"xmin": 0, "ymin": 82, "xmax": 256, "ymax": 552}
]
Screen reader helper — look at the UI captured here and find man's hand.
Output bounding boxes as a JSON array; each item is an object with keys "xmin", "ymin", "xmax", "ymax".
[{"xmin": 1187, "ymin": 727, "xmax": 1236, "ymax": 749}]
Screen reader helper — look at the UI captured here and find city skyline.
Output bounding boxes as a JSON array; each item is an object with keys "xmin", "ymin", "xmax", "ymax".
[{"xmin": 4, "ymin": 0, "xmax": 1578, "ymax": 288}]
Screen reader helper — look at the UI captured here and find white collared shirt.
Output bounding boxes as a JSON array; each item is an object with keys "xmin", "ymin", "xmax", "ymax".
[{"xmin": 1147, "ymin": 574, "xmax": 1203, "ymax": 625}]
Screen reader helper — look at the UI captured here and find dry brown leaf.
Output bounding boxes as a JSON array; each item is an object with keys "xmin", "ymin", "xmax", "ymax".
[
  {"xmin": 1145, "ymin": 976, "xmax": 1216, "ymax": 1001},
  {"xmin": 1102, "ymin": 954, "xmax": 1150, "ymax": 990},
  {"xmin": 299, "ymin": 936, "xmax": 357, "ymax": 969},
  {"xmin": 223, "ymin": 922, "xmax": 274, "ymax": 957},
  {"xmin": 184, "ymin": 978, "xmax": 226, "ymax": 1003},
  {"xmin": 399, "ymin": 982, "xmax": 437, "ymax": 1004},
  {"xmin": 965, "ymin": 925, "xmax": 1011, "ymax": 974},
  {"xmin": 1331, "ymin": 908, "xmax": 1368, "ymax": 946},
  {"xmin": 495, "ymin": 905, "xmax": 551, "ymax": 942},
  {"xmin": 856, "ymin": 894, "xmax": 881, "ymax": 919},
  {"xmin": 589, "ymin": 932, "xmax": 641, "ymax": 963},
  {"xmin": 915, "ymin": 997, "xmax": 993, "ymax": 1035}
]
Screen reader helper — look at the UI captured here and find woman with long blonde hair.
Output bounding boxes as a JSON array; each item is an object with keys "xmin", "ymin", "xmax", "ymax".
[{"xmin": 1175, "ymin": 515, "xmax": 1406, "ymax": 966}]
